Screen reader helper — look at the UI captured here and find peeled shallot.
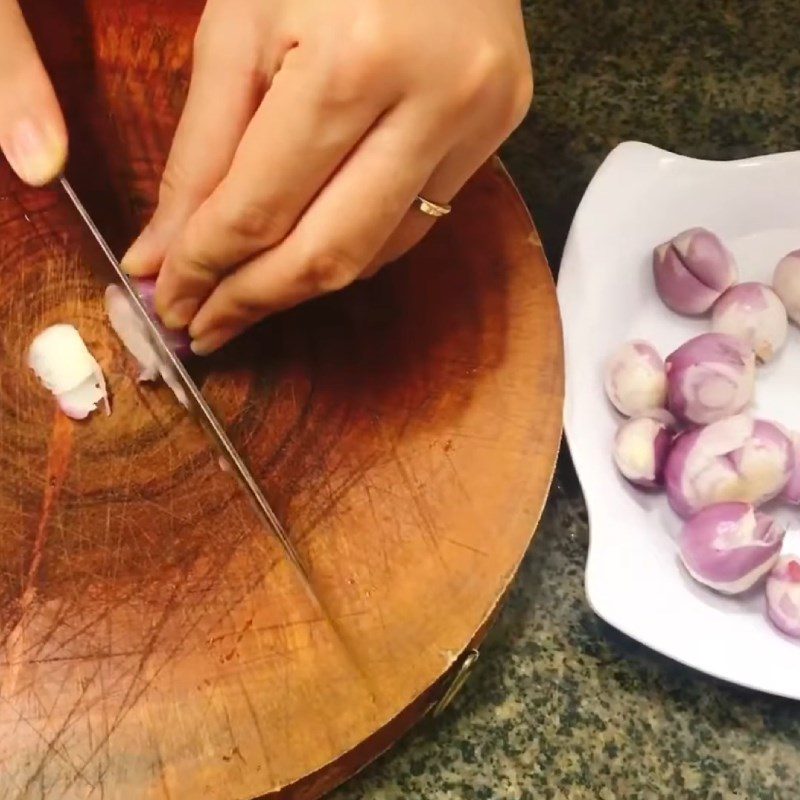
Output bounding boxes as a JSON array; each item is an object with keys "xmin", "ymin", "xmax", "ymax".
[{"xmin": 28, "ymin": 324, "xmax": 110, "ymax": 420}]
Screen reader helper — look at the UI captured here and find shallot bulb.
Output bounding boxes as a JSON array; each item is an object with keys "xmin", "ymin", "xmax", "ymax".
[
  {"xmin": 664, "ymin": 415, "xmax": 793, "ymax": 518},
  {"xmin": 780, "ymin": 428, "xmax": 800, "ymax": 505},
  {"xmin": 680, "ymin": 503, "xmax": 784, "ymax": 595},
  {"xmin": 711, "ymin": 282, "xmax": 788, "ymax": 363},
  {"xmin": 640, "ymin": 407, "xmax": 678, "ymax": 426},
  {"xmin": 665, "ymin": 333, "xmax": 755, "ymax": 425},
  {"xmin": 105, "ymin": 279, "xmax": 192, "ymax": 408},
  {"xmin": 129, "ymin": 278, "xmax": 192, "ymax": 360},
  {"xmin": 766, "ymin": 556, "xmax": 800, "ymax": 638},
  {"xmin": 772, "ymin": 250, "xmax": 800, "ymax": 326},
  {"xmin": 653, "ymin": 228, "xmax": 738, "ymax": 315},
  {"xmin": 28, "ymin": 324, "xmax": 109, "ymax": 420},
  {"xmin": 613, "ymin": 414, "xmax": 674, "ymax": 489},
  {"xmin": 604, "ymin": 340, "xmax": 667, "ymax": 416}
]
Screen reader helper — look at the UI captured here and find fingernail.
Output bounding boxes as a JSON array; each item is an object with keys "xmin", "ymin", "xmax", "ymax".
[
  {"xmin": 122, "ymin": 226, "xmax": 158, "ymax": 276},
  {"xmin": 161, "ymin": 297, "xmax": 200, "ymax": 330},
  {"xmin": 4, "ymin": 118, "xmax": 66, "ymax": 186},
  {"xmin": 190, "ymin": 328, "xmax": 236, "ymax": 356}
]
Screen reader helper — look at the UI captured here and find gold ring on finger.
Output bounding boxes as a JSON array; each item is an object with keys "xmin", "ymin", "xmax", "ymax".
[{"xmin": 415, "ymin": 195, "xmax": 452, "ymax": 218}]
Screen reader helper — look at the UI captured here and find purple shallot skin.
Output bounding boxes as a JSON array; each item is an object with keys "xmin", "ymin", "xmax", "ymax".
[
  {"xmin": 715, "ymin": 282, "xmax": 770, "ymax": 313},
  {"xmin": 133, "ymin": 278, "xmax": 192, "ymax": 359},
  {"xmin": 613, "ymin": 414, "xmax": 675, "ymax": 489},
  {"xmin": 664, "ymin": 415, "xmax": 792, "ymax": 519},
  {"xmin": 727, "ymin": 420, "xmax": 794, "ymax": 479},
  {"xmin": 653, "ymin": 228, "xmax": 738, "ymax": 315},
  {"xmin": 766, "ymin": 557, "xmax": 800, "ymax": 638},
  {"xmin": 665, "ymin": 333, "xmax": 755, "ymax": 425},
  {"xmin": 680, "ymin": 502, "xmax": 784, "ymax": 595},
  {"xmin": 779, "ymin": 428, "xmax": 800, "ymax": 505},
  {"xmin": 711, "ymin": 282, "xmax": 788, "ymax": 363}
]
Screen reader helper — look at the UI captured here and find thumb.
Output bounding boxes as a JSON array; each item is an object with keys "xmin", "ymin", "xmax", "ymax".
[{"xmin": 0, "ymin": 0, "xmax": 67, "ymax": 186}]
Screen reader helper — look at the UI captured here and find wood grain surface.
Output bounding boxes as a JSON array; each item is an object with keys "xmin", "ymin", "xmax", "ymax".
[{"xmin": 0, "ymin": 1, "xmax": 564, "ymax": 797}]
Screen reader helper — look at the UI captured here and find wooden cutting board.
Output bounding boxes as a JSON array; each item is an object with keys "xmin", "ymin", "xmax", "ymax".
[{"xmin": 0, "ymin": 1, "xmax": 563, "ymax": 798}]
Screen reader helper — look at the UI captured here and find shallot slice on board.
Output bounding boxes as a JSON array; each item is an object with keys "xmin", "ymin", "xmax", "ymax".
[
  {"xmin": 104, "ymin": 283, "xmax": 190, "ymax": 408},
  {"xmin": 28, "ymin": 324, "xmax": 110, "ymax": 420}
]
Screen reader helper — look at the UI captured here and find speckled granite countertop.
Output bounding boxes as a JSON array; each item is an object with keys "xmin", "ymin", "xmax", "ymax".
[{"xmin": 332, "ymin": 2, "xmax": 800, "ymax": 798}]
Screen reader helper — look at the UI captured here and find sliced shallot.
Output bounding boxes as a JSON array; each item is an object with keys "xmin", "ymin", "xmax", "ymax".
[
  {"xmin": 105, "ymin": 282, "xmax": 191, "ymax": 408},
  {"xmin": 28, "ymin": 324, "xmax": 109, "ymax": 420}
]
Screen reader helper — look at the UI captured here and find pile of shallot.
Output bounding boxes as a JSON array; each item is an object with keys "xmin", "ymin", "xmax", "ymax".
[
  {"xmin": 28, "ymin": 278, "xmax": 192, "ymax": 419},
  {"xmin": 606, "ymin": 228, "xmax": 800, "ymax": 639}
]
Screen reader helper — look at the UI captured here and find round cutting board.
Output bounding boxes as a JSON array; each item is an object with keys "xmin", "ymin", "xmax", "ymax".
[{"xmin": 0, "ymin": 1, "xmax": 563, "ymax": 797}]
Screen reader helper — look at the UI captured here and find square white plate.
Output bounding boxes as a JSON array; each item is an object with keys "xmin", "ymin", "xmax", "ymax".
[{"xmin": 558, "ymin": 141, "xmax": 800, "ymax": 699}]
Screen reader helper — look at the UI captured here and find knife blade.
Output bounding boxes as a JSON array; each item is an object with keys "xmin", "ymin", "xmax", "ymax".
[{"xmin": 59, "ymin": 176, "xmax": 312, "ymax": 583}]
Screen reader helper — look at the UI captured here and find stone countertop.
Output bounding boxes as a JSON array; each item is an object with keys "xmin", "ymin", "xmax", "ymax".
[{"xmin": 332, "ymin": 2, "xmax": 800, "ymax": 798}]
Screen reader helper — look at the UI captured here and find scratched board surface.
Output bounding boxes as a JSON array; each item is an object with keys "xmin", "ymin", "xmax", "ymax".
[{"xmin": 0, "ymin": 1, "xmax": 563, "ymax": 799}]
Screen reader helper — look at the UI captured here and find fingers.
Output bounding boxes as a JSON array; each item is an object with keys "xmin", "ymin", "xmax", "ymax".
[
  {"xmin": 187, "ymin": 101, "xmax": 453, "ymax": 354},
  {"xmin": 362, "ymin": 171, "xmax": 455, "ymax": 278},
  {"xmin": 0, "ymin": 0, "xmax": 66, "ymax": 185},
  {"xmin": 365, "ymin": 82, "xmax": 531, "ymax": 276},
  {"xmin": 122, "ymin": 21, "xmax": 265, "ymax": 278},
  {"xmin": 152, "ymin": 46, "xmax": 398, "ymax": 329},
  {"xmin": 365, "ymin": 143, "xmax": 496, "ymax": 275}
]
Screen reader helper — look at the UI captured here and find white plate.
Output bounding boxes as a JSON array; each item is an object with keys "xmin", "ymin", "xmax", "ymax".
[{"xmin": 558, "ymin": 141, "xmax": 800, "ymax": 699}]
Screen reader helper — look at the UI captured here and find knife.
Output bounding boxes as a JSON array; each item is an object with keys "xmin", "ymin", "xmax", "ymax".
[{"xmin": 59, "ymin": 176, "xmax": 313, "ymax": 585}]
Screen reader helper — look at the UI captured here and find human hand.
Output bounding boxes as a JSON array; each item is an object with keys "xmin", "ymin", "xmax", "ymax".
[
  {"xmin": 123, "ymin": 0, "xmax": 533, "ymax": 354},
  {"xmin": 0, "ymin": 0, "xmax": 67, "ymax": 186}
]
